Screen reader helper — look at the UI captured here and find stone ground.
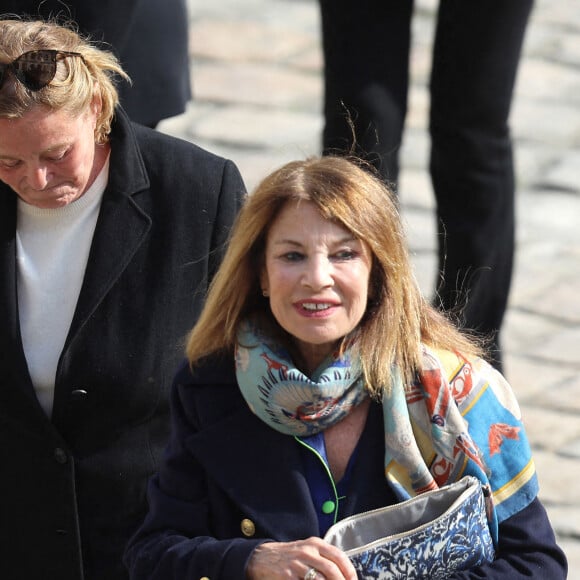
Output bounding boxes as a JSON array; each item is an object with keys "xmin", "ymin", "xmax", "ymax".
[{"xmin": 158, "ymin": 0, "xmax": 580, "ymax": 574}]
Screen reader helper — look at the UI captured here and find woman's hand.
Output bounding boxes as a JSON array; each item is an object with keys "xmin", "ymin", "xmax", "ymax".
[{"xmin": 246, "ymin": 537, "xmax": 357, "ymax": 579}]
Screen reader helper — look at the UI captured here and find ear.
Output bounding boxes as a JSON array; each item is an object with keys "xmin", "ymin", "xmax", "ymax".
[{"xmin": 91, "ymin": 92, "xmax": 102, "ymax": 118}]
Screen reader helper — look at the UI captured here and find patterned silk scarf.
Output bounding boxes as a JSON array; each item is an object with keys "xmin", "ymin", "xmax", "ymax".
[{"xmin": 236, "ymin": 321, "xmax": 538, "ymax": 539}]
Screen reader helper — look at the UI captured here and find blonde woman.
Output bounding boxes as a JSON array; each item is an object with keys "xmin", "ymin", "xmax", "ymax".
[{"xmin": 0, "ymin": 18, "xmax": 244, "ymax": 579}]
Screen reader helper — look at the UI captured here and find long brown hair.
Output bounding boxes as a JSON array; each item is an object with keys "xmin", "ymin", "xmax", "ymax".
[{"xmin": 187, "ymin": 156, "xmax": 482, "ymax": 394}]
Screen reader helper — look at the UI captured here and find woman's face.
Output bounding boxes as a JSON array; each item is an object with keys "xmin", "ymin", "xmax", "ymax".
[
  {"xmin": 0, "ymin": 102, "xmax": 103, "ymax": 208},
  {"xmin": 261, "ymin": 200, "xmax": 372, "ymax": 372}
]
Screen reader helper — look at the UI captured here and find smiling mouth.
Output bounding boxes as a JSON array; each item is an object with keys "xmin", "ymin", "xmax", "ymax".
[{"xmin": 301, "ymin": 303, "xmax": 333, "ymax": 311}]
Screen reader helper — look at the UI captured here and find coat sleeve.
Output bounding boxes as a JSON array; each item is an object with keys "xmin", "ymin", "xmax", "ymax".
[
  {"xmin": 207, "ymin": 159, "xmax": 246, "ymax": 283},
  {"xmin": 123, "ymin": 362, "xmax": 268, "ymax": 580}
]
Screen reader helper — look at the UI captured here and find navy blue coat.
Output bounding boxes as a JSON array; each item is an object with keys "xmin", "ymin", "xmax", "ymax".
[
  {"xmin": 0, "ymin": 108, "xmax": 245, "ymax": 579},
  {"xmin": 125, "ymin": 355, "xmax": 567, "ymax": 579}
]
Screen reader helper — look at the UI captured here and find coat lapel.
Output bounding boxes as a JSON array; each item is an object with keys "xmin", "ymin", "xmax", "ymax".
[
  {"xmin": 187, "ymin": 404, "xmax": 320, "ymax": 540},
  {"xmin": 66, "ymin": 190, "xmax": 150, "ymax": 342},
  {"xmin": 65, "ymin": 109, "xmax": 151, "ymax": 346}
]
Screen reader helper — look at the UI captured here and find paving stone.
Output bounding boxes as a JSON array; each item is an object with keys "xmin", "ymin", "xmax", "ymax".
[
  {"xmin": 504, "ymin": 353, "xmax": 576, "ymax": 396},
  {"xmin": 534, "ymin": 450, "xmax": 580, "ymax": 505},
  {"xmin": 521, "ymin": 406, "xmax": 580, "ymax": 452},
  {"xmin": 399, "ymin": 128, "xmax": 431, "ymax": 170},
  {"xmin": 409, "ymin": 252, "xmax": 438, "ymax": 299},
  {"xmin": 510, "ymin": 245, "xmax": 580, "ymax": 311},
  {"xmin": 532, "ymin": 1, "xmax": 580, "ymax": 29},
  {"xmin": 404, "ymin": 85, "xmax": 430, "ymax": 131},
  {"xmin": 190, "ymin": 105, "xmax": 322, "ymax": 150},
  {"xmin": 544, "ymin": 151, "xmax": 580, "ymax": 193},
  {"xmin": 399, "ymin": 168, "xmax": 436, "ymax": 211},
  {"xmin": 402, "ymin": 207, "xmax": 437, "ymax": 256},
  {"xmin": 562, "ymin": 439, "xmax": 580, "ymax": 460},
  {"xmin": 503, "ymin": 309, "xmax": 569, "ymax": 356},
  {"xmin": 533, "ymin": 373, "xmax": 580, "ymax": 414},
  {"xmin": 516, "ymin": 190, "xmax": 580, "ymax": 243},
  {"xmin": 526, "ymin": 326, "xmax": 580, "ymax": 368},
  {"xmin": 512, "ymin": 98, "xmax": 580, "ymax": 144},
  {"xmin": 514, "ymin": 142, "xmax": 564, "ymax": 189},
  {"xmin": 515, "ymin": 58, "xmax": 580, "ymax": 105},
  {"xmin": 191, "ymin": 18, "xmax": 318, "ymax": 65},
  {"xmin": 193, "ymin": 61, "xmax": 322, "ymax": 110}
]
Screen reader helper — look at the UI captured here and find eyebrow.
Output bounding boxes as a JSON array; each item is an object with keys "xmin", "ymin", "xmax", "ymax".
[
  {"xmin": 0, "ymin": 143, "xmax": 70, "ymax": 161},
  {"xmin": 40, "ymin": 144, "xmax": 71, "ymax": 156},
  {"xmin": 272, "ymin": 235, "xmax": 358, "ymax": 247}
]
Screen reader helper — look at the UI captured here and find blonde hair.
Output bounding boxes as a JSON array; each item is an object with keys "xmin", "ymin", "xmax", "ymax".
[
  {"xmin": 187, "ymin": 156, "xmax": 482, "ymax": 394},
  {"xmin": 0, "ymin": 18, "xmax": 129, "ymax": 144}
]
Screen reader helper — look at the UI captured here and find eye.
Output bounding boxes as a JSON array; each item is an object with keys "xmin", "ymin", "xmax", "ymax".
[
  {"xmin": 332, "ymin": 249, "xmax": 358, "ymax": 260},
  {"xmin": 0, "ymin": 159, "xmax": 21, "ymax": 169},
  {"xmin": 45, "ymin": 149, "xmax": 69, "ymax": 162},
  {"xmin": 280, "ymin": 251, "xmax": 305, "ymax": 262}
]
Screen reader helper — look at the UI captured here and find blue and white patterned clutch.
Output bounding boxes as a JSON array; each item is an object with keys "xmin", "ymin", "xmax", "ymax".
[{"xmin": 324, "ymin": 476, "xmax": 495, "ymax": 579}]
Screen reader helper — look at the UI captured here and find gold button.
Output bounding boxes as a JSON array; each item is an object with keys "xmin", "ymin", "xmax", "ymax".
[
  {"xmin": 199, "ymin": 577, "xmax": 210, "ymax": 580},
  {"xmin": 240, "ymin": 518, "xmax": 256, "ymax": 537}
]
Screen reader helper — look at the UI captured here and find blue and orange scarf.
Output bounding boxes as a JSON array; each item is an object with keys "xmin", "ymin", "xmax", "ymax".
[{"xmin": 236, "ymin": 321, "xmax": 539, "ymax": 543}]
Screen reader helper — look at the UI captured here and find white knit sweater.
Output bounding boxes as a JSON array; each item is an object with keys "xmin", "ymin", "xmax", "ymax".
[{"xmin": 16, "ymin": 160, "xmax": 109, "ymax": 416}]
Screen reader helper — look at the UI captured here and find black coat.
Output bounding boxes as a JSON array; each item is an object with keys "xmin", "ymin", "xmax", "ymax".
[
  {"xmin": 0, "ymin": 108, "xmax": 245, "ymax": 579},
  {"xmin": 0, "ymin": 0, "xmax": 190, "ymax": 125},
  {"xmin": 125, "ymin": 356, "xmax": 568, "ymax": 579}
]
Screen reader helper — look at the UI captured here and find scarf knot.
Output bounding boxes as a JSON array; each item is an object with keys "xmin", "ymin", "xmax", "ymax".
[{"xmin": 236, "ymin": 322, "xmax": 366, "ymax": 436}]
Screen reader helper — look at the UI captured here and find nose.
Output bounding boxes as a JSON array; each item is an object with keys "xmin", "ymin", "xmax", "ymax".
[
  {"xmin": 26, "ymin": 164, "xmax": 50, "ymax": 190},
  {"xmin": 302, "ymin": 255, "xmax": 334, "ymax": 290}
]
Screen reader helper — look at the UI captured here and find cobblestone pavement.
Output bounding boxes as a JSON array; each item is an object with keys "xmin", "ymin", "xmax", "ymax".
[{"xmin": 159, "ymin": 0, "xmax": 580, "ymax": 573}]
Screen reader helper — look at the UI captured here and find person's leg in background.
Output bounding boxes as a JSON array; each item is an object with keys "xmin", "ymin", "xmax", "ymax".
[
  {"xmin": 429, "ymin": 0, "xmax": 534, "ymax": 371},
  {"xmin": 319, "ymin": 0, "xmax": 414, "ymax": 187}
]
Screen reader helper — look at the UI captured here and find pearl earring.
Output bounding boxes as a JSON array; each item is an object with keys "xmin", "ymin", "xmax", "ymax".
[{"xmin": 262, "ymin": 289, "xmax": 269, "ymax": 297}]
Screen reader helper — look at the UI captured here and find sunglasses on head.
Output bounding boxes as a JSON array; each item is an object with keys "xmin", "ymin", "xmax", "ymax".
[{"xmin": 0, "ymin": 49, "xmax": 83, "ymax": 92}]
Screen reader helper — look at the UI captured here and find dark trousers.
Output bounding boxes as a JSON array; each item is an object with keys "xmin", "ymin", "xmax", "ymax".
[{"xmin": 319, "ymin": 0, "xmax": 534, "ymax": 369}]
